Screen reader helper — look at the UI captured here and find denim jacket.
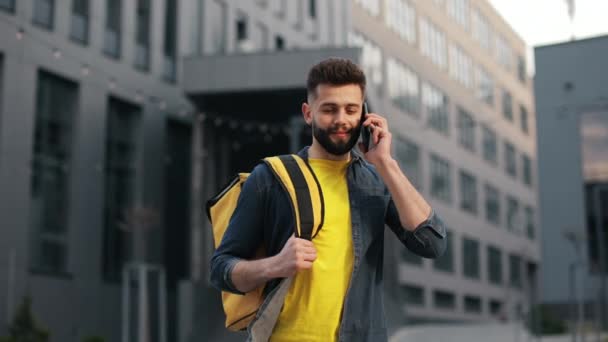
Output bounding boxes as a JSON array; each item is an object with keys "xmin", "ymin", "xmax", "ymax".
[{"xmin": 210, "ymin": 147, "xmax": 447, "ymax": 341}]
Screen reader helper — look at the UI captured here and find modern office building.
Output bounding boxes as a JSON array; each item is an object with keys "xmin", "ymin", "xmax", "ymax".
[
  {"xmin": 344, "ymin": 0, "xmax": 539, "ymax": 325},
  {"xmin": 0, "ymin": 1, "xmax": 349, "ymax": 341},
  {"xmin": 0, "ymin": 0, "xmax": 539, "ymax": 341},
  {"xmin": 535, "ymin": 35, "xmax": 608, "ymax": 329},
  {"xmin": 0, "ymin": 0, "xmax": 198, "ymax": 341}
]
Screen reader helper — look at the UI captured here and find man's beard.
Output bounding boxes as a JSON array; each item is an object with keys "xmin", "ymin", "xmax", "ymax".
[{"xmin": 312, "ymin": 119, "xmax": 362, "ymax": 156}]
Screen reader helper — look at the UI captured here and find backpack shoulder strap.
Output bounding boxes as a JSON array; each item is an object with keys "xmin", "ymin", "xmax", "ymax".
[{"xmin": 262, "ymin": 154, "xmax": 324, "ymax": 240}]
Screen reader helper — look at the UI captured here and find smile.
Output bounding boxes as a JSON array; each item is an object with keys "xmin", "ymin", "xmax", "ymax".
[{"xmin": 331, "ymin": 132, "xmax": 350, "ymax": 138}]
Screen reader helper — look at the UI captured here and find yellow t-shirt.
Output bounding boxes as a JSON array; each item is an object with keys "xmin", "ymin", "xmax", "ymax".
[{"xmin": 270, "ymin": 158, "xmax": 354, "ymax": 342}]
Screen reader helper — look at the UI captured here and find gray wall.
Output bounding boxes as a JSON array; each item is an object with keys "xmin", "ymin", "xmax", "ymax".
[{"xmin": 534, "ymin": 35, "xmax": 608, "ymax": 304}]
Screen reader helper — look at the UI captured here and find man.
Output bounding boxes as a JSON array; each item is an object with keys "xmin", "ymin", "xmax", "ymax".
[{"xmin": 210, "ymin": 57, "xmax": 447, "ymax": 341}]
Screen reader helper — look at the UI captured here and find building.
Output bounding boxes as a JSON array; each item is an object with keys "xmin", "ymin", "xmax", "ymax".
[
  {"xmin": 0, "ymin": 1, "xmax": 349, "ymax": 341},
  {"xmin": 534, "ymin": 35, "xmax": 608, "ymax": 329},
  {"xmin": 0, "ymin": 0, "xmax": 198, "ymax": 341},
  {"xmin": 0, "ymin": 0, "xmax": 539, "ymax": 341},
  {"xmin": 344, "ymin": 0, "xmax": 539, "ymax": 324}
]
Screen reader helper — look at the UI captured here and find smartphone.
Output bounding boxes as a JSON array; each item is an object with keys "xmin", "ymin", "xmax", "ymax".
[{"xmin": 361, "ymin": 101, "xmax": 372, "ymax": 151}]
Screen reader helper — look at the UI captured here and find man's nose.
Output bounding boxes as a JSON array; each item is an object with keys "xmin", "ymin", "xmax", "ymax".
[{"xmin": 334, "ymin": 108, "xmax": 348, "ymax": 124}]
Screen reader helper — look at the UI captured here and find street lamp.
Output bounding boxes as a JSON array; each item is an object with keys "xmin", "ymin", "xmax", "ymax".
[
  {"xmin": 591, "ymin": 184, "xmax": 608, "ymax": 336},
  {"xmin": 563, "ymin": 229, "xmax": 587, "ymax": 342}
]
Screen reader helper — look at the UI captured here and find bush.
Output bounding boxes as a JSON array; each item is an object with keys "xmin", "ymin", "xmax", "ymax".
[
  {"xmin": 82, "ymin": 336, "xmax": 105, "ymax": 342},
  {"xmin": 0, "ymin": 296, "xmax": 50, "ymax": 342},
  {"xmin": 528, "ymin": 304, "xmax": 567, "ymax": 335}
]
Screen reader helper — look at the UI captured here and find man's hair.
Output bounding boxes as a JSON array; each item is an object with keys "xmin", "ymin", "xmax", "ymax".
[{"xmin": 306, "ymin": 57, "xmax": 366, "ymax": 100}]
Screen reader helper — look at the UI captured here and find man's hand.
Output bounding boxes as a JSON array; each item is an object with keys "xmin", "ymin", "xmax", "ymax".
[
  {"xmin": 358, "ymin": 113, "xmax": 433, "ymax": 232},
  {"xmin": 359, "ymin": 113, "xmax": 393, "ymax": 166},
  {"xmin": 270, "ymin": 235, "xmax": 317, "ymax": 278},
  {"xmin": 231, "ymin": 235, "xmax": 316, "ymax": 293}
]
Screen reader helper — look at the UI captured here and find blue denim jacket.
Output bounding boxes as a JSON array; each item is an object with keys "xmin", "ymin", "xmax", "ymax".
[{"xmin": 210, "ymin": 147, "xmax": 447, "ymax": 341}]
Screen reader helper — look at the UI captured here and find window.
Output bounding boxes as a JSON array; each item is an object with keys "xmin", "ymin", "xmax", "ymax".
[
  {"xmin": 102, "ymin": 98, "xmax": 142, "ymax": 281},
  {"xmin": 471, "ymin": 7, "xmax": 492, "ymax": 51},
  {"xmin": 433, "ymin": 230, "xmax": 453, "ymax": 272},
  {"xmin": 447, "ymin": 0, "xmax": 468, "ymax": 30},
  {"xmin": 430, "ymin": 154, "xmax": 451, "ymax": 203},
  {"xmin": 104, "ymin": 0, "xmax": 122, "ymax": 58},
  {"xmin": 525, "ymin": 206, "xmax": 535, "ymax": 240},
  {"xmin": 463, "ymin": 237, "xmax": 480, "ymax": 280},
  {"xmin": 135, "ymin": 0, "xmax": 151, "ymax": 70},
  {"xmin": 32, "ymin": 0, "xmax": 54, "ymax": 29},
  {"xmin": 487, "ymin": 245, "xmax": 502, "ymax": 285},
  {"xmin": 309, "ymin": 0, "xmax": 316, "ymax": 18},
  {"xmin": 502, "ymin": 89, "xmax": 513, "ymax": 121},
  {"xmin": 449, "ymin": 44, "xmax": 473, "ymax": 88},
  {"xmin": 276, "ymin": 0, "xmax": 287, "ymax": 17},
  {"xmin": 1, "ymin": 0, "xmax": 15, "ymax": 13},
  {"xmin": 506, "ymin": 195, "xmax": 520, "ymax": 233},
  {"xmin": 460, "ymin": 170, "xmax": 477, "ymax": 214},
  {"xmin": 30, "ymin": 71, "xmax": 78, "ymax": 275},
  {"xmin": 505, "ymin": 141, "xmax": 517, "ymax": 178},
  {"xmin": 475, "ymin": 66, "xmax": 494, "ymax": 106},
  {"xmin": 419, "ymin": 17, "xmax": 447, "ymax": 70},
  {"xmin": 402, "ymin": 248, "xmax": 423, "ymax": 266},
  {"xmin": 485, "ymin": 183, "xmax": 500, "ymax": 225},
  {"xmin": 509, "ymin": 254, "xmax": 522, "ymax": 288},
  {"xmin": 458, "ymin": 108, "xmax": 476, "ymax": 152},
  {"xmin": 489, "ymin": 300, "xmax": 503, "ymax": 315},
  {"xmin": 481, "ymin": 125, "xmax": 497, "ymax": 164},
  {"xmin": 395, "ymin": 137, "xmax": 422, "ymax": 190},
  {"xmin": 464, "ymin": 296, "xmax": 482, "ymax": 314},
  {"xmin": 163, "ymin": 0, "xmax": 177, "ymax": 82},
  {"xmin": 385, "ymin": 0, "xmax": 416, "ymax": 44},
  {"xmin": 236, "ymin": 14, "xmax": 248, "ymax": 42},
  {"xmin": 517, "ymin": 55, "xmax": 526, "ymax": 83},
  {"xmin": 355, "ymin": 0, "xmax": 380, "ymax": 16},
  {"xmin": 349, "ymin": 32, "xmax": 383, "ymax": 95},
  {"xmin": 70, "ymin": 0, "xmax": 89, "ymax": 44},
  {"xmin": 495, "ymin": 34, "xmax": 513, "ymax": 71},
  {"xmin": 522, "ymin": 153, "xmax": 532, "ymax": 186},
  {"xmin": 423, "ymin": 82, "xmax": 449, "ymax": 135},
  {"xmin": 403, "ymin": 284, "xmax": 425, "ymax": 306},
  {"xmin": 275, "ymin": 35, "xmax": 285, "ymax": 50},
  {"xmin": 520, "ymin": 105, "xmax": 529, "ymax": 134},
  {"xmin": 434, "ymin": 290, "xmax": 455, "ymax": 310},
  {"xmin": 387, "ymin": 58, "xmax": 419, "ymax": 116}
]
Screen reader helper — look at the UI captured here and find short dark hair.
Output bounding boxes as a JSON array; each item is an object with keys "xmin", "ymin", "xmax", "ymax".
[{"xmin": 306, "ymin": 57, "xmax": 366, "ymax": 100}]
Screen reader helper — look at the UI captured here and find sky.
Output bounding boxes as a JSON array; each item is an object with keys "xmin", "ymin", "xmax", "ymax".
[
  {"xmin": 488, "ymin": 0, "xmax": 608, "ymax": 74},
  {"xmin": 489, "ymin": 0, "xmax": 608, "ymax": 47}
]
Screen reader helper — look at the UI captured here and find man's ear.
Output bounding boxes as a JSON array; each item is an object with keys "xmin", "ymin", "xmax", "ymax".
[{"xmin": 302, "ymin": 102, "xmax": 313, "ymax": 125}]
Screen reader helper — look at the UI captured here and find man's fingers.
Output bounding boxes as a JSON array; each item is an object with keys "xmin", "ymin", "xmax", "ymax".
[
  {"xmin": 372, "ymin": 126, "xmax": 385, "ymax": 145},
  {"xmin": 297, "ymin": 260, "xmax": 314, "ymax": 270},
  {"xmin": 293, "ymin": 238, "xmax": 315, "ymax": 250},
  {"xmin": 302, "ymin": 251, "xmax": 317, "ymax": 262},
  {"xmin": 364, "ymin": 113, "xmax": 388, "ymax": 128}
]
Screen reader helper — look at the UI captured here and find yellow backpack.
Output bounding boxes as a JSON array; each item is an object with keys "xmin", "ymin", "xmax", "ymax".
[{"xmin": 206, "ymin": 154, "xmax": 324, "ymax": 331}]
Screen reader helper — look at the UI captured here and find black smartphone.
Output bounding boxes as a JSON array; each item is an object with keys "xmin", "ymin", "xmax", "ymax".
[{"xmin": 361, "ymin": 101, "xmax": 372, "ymax": 152}]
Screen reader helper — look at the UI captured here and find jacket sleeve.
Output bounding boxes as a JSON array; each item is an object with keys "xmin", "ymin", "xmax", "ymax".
[
  {"xmin": 385, "ymin": 199, "xmax": 447, "ymax": 258},
  {"xmin": 209, "ymin": 165, "xmax": 267, "ymax": 294}
]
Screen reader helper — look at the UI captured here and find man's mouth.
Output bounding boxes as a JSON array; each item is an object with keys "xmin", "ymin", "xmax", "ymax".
[{"xmin": 331, "ymin": 130, "xmax": 350, "ymax": 138}]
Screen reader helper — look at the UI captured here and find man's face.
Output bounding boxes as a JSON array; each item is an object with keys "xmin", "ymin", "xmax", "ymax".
[{"xmin": 305, "ymin": 84, "xmax": 364, "ymax": 156}]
